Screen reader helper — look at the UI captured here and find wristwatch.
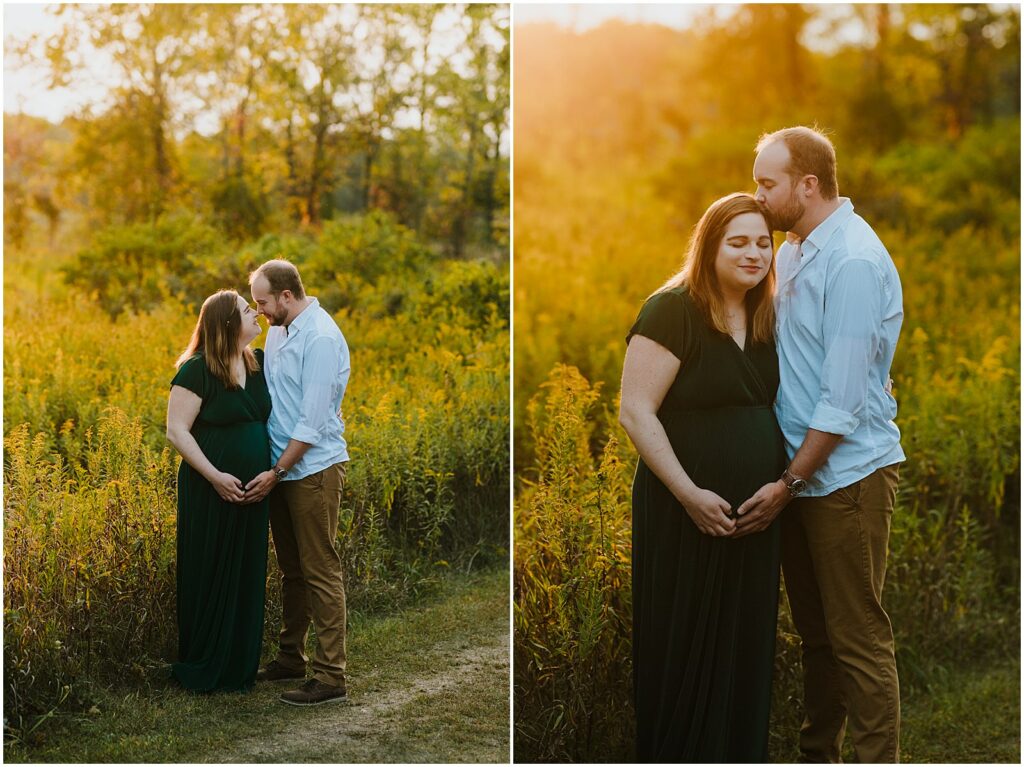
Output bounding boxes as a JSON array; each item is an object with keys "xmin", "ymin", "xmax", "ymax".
[
  {"xmin": 273, "ymin": 464, "xmax": 289, "ymax": 481},
  {"xmin": 781, "ymin": 468, "xmax": 808, "ymax": 497}
]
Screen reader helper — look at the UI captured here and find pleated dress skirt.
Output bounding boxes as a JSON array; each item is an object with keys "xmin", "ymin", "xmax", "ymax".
[{"xmin": 632, "ymin": 406, "xmax": 785, "ymax": 763}]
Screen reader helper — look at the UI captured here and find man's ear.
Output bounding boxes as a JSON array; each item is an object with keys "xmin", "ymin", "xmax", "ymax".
[{"xmin": 802, "ymin": 175, "xmax": 820, "ymax": 198}]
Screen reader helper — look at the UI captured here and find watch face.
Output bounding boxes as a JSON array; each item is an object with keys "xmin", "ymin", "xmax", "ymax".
[{"xmin": 791, "ymin": 479, "xmax": 807, "ymax": 495}]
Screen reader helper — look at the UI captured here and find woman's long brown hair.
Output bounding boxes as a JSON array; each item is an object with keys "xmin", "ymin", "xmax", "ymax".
[
  {"xmin": 658, "ymin": 192, "xmax": 776, "ymax": 344},
  {"xmin": 175, "ymin": 290, "xmax": 259, "ymax": 389}
]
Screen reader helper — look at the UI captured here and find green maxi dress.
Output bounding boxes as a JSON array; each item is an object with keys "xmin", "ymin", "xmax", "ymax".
[
  {"xmin": 170, "ymin": 349, "xmax": 272, "ymax": 692},
  {"xmin": 627, "ymin": 286, "xmax": 786, "ymax": 763}
]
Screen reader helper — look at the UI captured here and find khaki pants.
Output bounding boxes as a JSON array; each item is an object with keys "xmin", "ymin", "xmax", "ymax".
[
  {"xmin": 269, "ymin": 461, "xmax": 347, "ymax": 687},
  {"xmin": 781, "ymin": 464, "xmax": 901, "ymax": 763}
]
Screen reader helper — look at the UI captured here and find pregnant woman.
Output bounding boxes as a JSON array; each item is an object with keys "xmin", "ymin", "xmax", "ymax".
[
  {"xmin": 166, "ymin": 289, "xmax": 271, "ymax": 692},
  {"xmin": 619, "ymin": 192, "xmax": 787, "ymax": 761}
]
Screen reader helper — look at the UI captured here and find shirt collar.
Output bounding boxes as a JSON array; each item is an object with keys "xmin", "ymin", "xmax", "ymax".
[
  {"xmin": 799, "ymin": 197, "xmax": 854, "ymax": 259},
  {"xmin": 285, "ymin": 297, "xmax": 319, "ymax": 336}
]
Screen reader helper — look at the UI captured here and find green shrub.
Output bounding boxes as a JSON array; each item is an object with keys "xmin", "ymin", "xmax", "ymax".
[{"xmin": 62, "ymin": 212, "xmax": 226, "ymax": 318}]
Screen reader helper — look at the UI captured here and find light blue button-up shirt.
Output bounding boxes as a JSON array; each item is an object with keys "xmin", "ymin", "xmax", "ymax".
[
  {"xmin": 264, "ymin": 297, "xmax": 350, "ymax": 480},
  {"xmin": 774, "ymin": 198, "xmax": 905, "ymax": 497}
]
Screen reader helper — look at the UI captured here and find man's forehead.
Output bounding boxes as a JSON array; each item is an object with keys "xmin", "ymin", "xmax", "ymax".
[{"xmin": 755, "ymin": 141, "xmax": 789, "ymax": 170}]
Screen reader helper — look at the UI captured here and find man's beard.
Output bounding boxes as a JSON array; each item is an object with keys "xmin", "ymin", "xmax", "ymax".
[
  {"xmin": 768, "ymin": 192, "xmax": 805, "ymax": 233},
  {"xmin": 268, "ymin": 308, "xmax": 289, "ymax": 326}
]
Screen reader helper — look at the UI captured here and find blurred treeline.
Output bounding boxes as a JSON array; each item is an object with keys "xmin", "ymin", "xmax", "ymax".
[
  {"xmin": 513, "ymin": 4, "xmax": 1019, "ymax": 762},
  {"xmin": 3, "ymin": 2, "xmax": 509, "ymax": 745},
  {"xmin": 5, "ymin": 3, "xmax": 508, "ymax": 256}
]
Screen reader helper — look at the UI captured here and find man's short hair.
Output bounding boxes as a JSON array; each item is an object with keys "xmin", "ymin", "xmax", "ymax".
[
  {"xmin": 757, "ymin": 126, "xmax": 839, "ymax": 200},
  {"xmin": 250, "ymin": 259, "xmax": 306, "ymax": 299}
]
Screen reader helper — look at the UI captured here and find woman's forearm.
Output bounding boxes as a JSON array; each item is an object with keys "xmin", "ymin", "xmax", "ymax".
[
  {"xmin": 620, "ymin": 409, "xmax": 699, "ymax": 505},
  {"xmin": 167, "ymin": 428, "xmax": 220, "ymax": 483}
]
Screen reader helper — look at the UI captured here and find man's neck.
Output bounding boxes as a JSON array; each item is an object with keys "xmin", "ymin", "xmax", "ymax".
[
  {"xmin": 284, "ymin": 297, "xmax": 313, "ymax": 328},
  {"xmin": 792, "ymin": 198, "xmax": 843, "ymax": 241}
]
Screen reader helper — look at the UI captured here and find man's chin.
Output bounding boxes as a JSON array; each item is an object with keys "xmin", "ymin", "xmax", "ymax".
[{"xmin": 769, "ymin": 215, "xmax": 797, "ymax": 233}]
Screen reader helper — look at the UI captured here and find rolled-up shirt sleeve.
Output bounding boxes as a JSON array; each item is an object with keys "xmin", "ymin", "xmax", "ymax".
[
  {"xmin": 291, "ymin": 335, "xmax": 349, "ymax": 445},
  {"xmin": 810, "ymin": 259, "xmax": 883, "ymax": 436}
]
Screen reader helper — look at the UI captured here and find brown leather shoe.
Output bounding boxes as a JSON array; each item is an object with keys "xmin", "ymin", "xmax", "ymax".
[
  {"xmin": 256, "ymin": 660, "xmax": 306, "ymax": 682},
  {"xmin": 280, "ymin": 678, "xmax": 347, "ymax": 706}
]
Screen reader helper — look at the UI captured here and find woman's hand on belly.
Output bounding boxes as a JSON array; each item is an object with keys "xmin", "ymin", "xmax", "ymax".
[
  {"xmin": 680, "ymin": 487, "xmax": 736, "ymax": 537},
  {"xmin": 209, "ymin": 470, "xmax": 246, "ymax": 503}
]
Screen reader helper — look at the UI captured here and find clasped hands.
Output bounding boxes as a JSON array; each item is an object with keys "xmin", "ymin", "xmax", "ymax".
[
  {"xmin": 209, "ymin": 469, "xmax": 280, "ymax": 505},
  {"xmin": 683, "ymin": 479, "xmax": 791, "ymax": 538}
]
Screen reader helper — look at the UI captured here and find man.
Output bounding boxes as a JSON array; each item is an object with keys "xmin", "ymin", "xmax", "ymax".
[
  {"xmin": 244, "ymin": 259, "xmax": 351, "ymax": 706},
  {"xmin": 736, "ymin": 126, "xmax": 905, "ymax": 762}
]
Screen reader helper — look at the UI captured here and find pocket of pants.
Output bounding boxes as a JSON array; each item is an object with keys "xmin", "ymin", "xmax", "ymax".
[
  {"xmin": 865, "ymin": 465, "xmax": 899, "ymax": 515},
  {"xmin": 305, "ymin": 470, "xmax": 325, "ymax": 492},
  {"xmin": 834, "ymin": 478, "xmax": 862, "ymax": 507}
]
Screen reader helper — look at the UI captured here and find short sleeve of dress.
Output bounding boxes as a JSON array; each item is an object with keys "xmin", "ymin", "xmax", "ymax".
[
  {"xmin": 626, "ymin": 289, "xmax": 694, "ymax": 363},
  {"xmin": 171, "ymin": 354, "xmax": 208, "ymax": 399}
]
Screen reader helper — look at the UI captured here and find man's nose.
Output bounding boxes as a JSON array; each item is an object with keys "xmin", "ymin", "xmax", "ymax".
[{"xmin": 755, "ymin": 186, "xmax": 766, "ymax": 202}]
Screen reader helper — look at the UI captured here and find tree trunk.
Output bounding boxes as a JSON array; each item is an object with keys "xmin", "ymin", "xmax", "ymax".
[
  {"xmin": 150, "ymin": 54, "xmax": 171, "ymax": 216},
  {"xmin": 452, "ymin": 121, "xmax": 478, "ymax": 258},
  {"xmin": 307, "ymin": 116, "xmax": 328, "ymax": 226},
  {"xmin": 413, "ymin": 13, "xmax": 435, "ymax": 233},
  {"xmin": 234, "ymin": 63, "xmax": 256, "ymax": 176},
  {"xmin": 363, "ymin": 133, "xmax": 380, "ymax": 211},
  {"xmin": 481, "ymin": 124, "xmax": 502, "ymax": 246},
  {"xmin": 284, "ymin": 114, "xmax": 302, "ymax": 224}
]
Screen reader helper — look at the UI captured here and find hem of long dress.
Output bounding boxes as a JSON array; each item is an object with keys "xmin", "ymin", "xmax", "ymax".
[{"xmin": 171, "ymin": 663, "xmax": 256, "ymax": 694}]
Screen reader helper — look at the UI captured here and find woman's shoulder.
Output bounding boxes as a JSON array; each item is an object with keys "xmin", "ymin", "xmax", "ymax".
[
  {"xmin": 176, "ymin": 352, "xmax": 209, "ymax": 375},
  {"xmin": 642, "ymin": 284, "xmax": 697, "ymax": 316},
  {"xmin": 628, "ymin": 283, "xmax": 701, "ymax": 358},
  {"xmin": 658, "ymin": 284, "xmax": 693, "ymax": 301},
  {"xmin": 172, "ymin": 352, "xmax": 210, "ymax": 395}
]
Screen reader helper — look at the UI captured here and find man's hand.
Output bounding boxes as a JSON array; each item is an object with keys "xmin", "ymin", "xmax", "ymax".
[
  {"xmin": 734, "ymin": 480, "xmax": 791, "ymax": 538},
  {"xmin": 242, "ymin": 470, "xmax": 278, "ymax": 504}
]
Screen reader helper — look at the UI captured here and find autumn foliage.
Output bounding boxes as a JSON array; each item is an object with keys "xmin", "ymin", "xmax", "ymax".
[{"xmin": 513, "ymin": 8, "xmax": 1019, "ymax": 761}]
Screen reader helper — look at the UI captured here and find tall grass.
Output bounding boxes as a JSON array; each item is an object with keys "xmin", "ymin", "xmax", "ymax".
[
  {"xmin": 512, "ymin": 121, "xmax": 1020, "ymax": 761},
  {"xmin": 514, "ymin": 367, "xmax": 634, "ymax": 761},
  {"xmin": 3, "ymin": 221, "xmax": 510, "ymax": 737},
  {"xmin": 514, "ymin": 356, "xmax": 1019, "ymax": 761}
]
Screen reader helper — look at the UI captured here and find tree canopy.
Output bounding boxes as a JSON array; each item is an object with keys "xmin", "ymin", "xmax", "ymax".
[{"xmin": 5, "ymin": 3, "xmax": 510, "ymax": 257}]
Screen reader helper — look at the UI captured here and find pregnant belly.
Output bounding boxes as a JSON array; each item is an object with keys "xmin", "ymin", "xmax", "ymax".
[
  {"xmin": 193, "ymin": 422, "xmax": 271, "ymax": 485},
  {"xmin": 660, "ymin": 406, "xmax": 787, "ymax": 512}
]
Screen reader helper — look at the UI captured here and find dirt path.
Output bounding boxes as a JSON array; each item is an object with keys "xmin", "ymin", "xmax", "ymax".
[
  {"xmin": 5, "ymin": 569, "xmax": 510, "ymax": 764},
  {"xmin": 214, "ymin": 627, "xmax": 510, "ymax": 763}
]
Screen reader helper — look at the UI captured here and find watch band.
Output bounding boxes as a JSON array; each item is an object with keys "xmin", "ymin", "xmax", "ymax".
[{"xmin": 781, "ymin": 468, "xmax": 808, "ymax": 497}]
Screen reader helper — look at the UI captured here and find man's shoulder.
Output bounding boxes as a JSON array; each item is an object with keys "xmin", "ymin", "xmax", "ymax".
[
  {"xmin": 842, "ymin": 210, "xmax": 887, "ymax": 247},
  {"xmin": 832, "ymin": 213, "xmax": 892, "ymax": 268},
  {"xmin": 309, "ymin": 305, "xmax": 345, "ymax": 335},
  {"xmin": 299, "ymin": 305, "xmax": 348, "ymax": 352}
]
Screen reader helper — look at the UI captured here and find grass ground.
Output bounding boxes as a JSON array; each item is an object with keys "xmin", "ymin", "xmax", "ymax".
[
  {"xmin": 4, "ymin": 567, "xmax": 510, "ymax": 764},
  {"xmin": 899, "ymin": 659, "xmax": 1020, "ymax": 763},
  {"xmin": 770, "ymin": 658, "xmax": 1020, "ymax": 763}
]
